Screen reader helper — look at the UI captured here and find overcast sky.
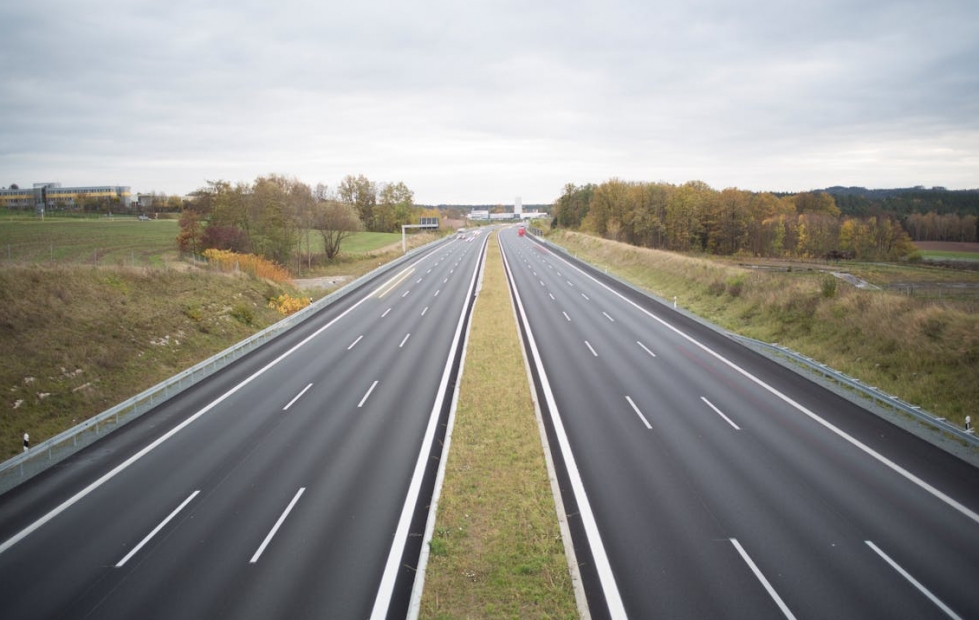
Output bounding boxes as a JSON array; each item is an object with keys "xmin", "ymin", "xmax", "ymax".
[{"xmin": 2, "ymin": 0, "xmax": 977, "ymax": 204}]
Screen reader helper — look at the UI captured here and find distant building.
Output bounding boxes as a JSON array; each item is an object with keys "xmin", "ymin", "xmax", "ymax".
[
  {"xmin": 0, "ymin": 182, "xmax": 132, "ymax": 212},
  {"xmin": 466, "ymin": 201, "xmax": 545, "ymax": 221}
]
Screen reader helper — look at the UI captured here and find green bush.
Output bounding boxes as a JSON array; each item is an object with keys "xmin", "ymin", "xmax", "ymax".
[
  {"xmin": 231, "ymin": 303, "xmax": 255, "ymax": 325},
  {"xmin": 726, "ymin": 275, "xmax": 746, "ymax": 297},
  {"xmin": 821, "ymin": 276, "xmax": 838, "ymax": 298}
]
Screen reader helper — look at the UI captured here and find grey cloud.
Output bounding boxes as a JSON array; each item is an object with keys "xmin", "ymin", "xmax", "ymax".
[{"xmin": 1, "ymin": 0, "xmax": 977, "ymax": 201}]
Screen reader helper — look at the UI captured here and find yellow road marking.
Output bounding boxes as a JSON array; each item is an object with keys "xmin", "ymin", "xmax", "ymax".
[{"xmin": 375, "ymin": 267, "xmax": 416, "ymax": 298}]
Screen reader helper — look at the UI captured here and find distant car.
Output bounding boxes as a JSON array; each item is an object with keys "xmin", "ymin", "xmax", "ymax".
[{"xmin": 138, "ymin": 215, "xmax": 150, "ymax": 221}]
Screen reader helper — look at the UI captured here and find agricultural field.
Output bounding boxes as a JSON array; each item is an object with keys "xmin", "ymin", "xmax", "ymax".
[
  {"xmin": 915, "ymin": 241, "xmax": 979, "ymax": 261},
  {"xmin": 0, "ymin": 213, "xmax": 440, "ymax": 457},
  {"xmin": 0, "ymin": 214, "xmax": 180, "ymax": 267}
]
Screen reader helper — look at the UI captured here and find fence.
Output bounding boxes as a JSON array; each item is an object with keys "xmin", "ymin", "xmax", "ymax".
[{"xmin": 0, "ymin": 236, "xmax": 449, "ymax": 494}]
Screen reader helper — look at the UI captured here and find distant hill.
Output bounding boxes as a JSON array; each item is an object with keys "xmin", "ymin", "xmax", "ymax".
[
  {"xmin": 814, "ymin": 186, "xmax": 979, "ymax": 217},
  {"xmin": 821, "ymin": 186, "xmax": 979, "ymax": 198}
]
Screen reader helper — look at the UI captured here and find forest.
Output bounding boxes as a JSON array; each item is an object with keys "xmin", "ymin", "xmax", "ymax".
[{"xmin": 551, "ymin": 180, "xmax": 979, "ymax": 261}]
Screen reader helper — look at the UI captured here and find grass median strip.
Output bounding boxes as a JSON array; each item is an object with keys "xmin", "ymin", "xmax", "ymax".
[{"xmin": 419, "ymin": 232, "xmax": 578, "ymax": 619}]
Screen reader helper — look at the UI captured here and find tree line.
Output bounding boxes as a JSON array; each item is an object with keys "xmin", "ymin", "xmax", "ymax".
[
  {"xmin": 552, "ymin": 180, "xmax": 919, "ymax": 260},
  {"xmin": 177, "ymin": 174, "xmax": 437, "ymax": 270}
]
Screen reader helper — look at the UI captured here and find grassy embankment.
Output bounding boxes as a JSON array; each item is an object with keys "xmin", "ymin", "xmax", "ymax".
[
  {"xmin": 420, "ymin": 231, "xmax": 578, "ymax": 619},
  {"xmin": 0, "ymin": 214, "xmax": 436, "ymax": 457},
  {"xmin": 547, "ymin": 229, "xmax": 979, "ymax": 429}
]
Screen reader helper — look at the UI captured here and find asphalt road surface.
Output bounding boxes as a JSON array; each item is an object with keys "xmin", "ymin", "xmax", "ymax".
[
  {"xmin": 499, "ymin": 226, "xmax": 979, "ymax": 620},
  {"xmin": 0, "ymin": 233, "xmax": 486, "ymax": 619}
]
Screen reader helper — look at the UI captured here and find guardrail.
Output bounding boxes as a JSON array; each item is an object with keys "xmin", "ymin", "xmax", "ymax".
[
  {"xmin": 730, "ymin": 335, "xmax": 978, "ymax": 448},
  {"xmin": 0, "ymin": 236, "xmax": 450, "ymax": 494},
  {"xmin": 529, "ymin": 230, "xmax": 977, "ymax": 451}
]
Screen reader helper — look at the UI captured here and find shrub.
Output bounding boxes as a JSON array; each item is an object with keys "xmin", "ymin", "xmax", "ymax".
[
  {"xmin": 821, "ymin": 276, "xmax": 838, "ymax": 298},
  {"xmin": 726, "ymin": 275, "xmax": 746, "ymax": 297},
  {"xmin": 268, "ymin": 293, "xmax": 311, "ymax": 315},
  {"xmin": 183, "ymin": 305, "xmax": 203, "ymax": 322},
  {"xmin": 202, "ymin": 249, "xmax": 291, "ymax": 282},
  {"xmin": 230, "ymin": 303, "xmax": 254, "ymax": 325}
]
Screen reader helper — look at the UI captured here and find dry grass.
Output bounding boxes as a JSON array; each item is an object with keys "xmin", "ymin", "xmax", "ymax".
[
  {"xmin": 549, "ymin": 230, "xmax": 979, "ymax": 427},
  {"xmin": 419, "ymin": 232, "xmax": 577, "ymax": 619},
  {"xmin": 0, "ymin": 264, "xmax": 290, "ymax": 457}
]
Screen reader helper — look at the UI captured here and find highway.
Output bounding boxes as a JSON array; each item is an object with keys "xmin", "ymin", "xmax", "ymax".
[
  {"xmin": 498, "ymin": 227, "xmax": 979, "ymax": 619},
  {"xmin": 0, "ymin": 233, "xmax": 486, "ymax": 619}
]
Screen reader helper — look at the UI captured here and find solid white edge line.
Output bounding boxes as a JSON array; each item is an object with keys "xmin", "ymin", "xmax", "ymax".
[
  {"xmin": 584, "ymin": 341, "xmax": 598, "ymax": 357},
  {"xmin": 283, "ymin": 383, "xmax": 313, "ymax": 411},
  {"xmin": 399, "ymin": 333, "xmax": 411, "ymax": 348},
  {"xmin": 865, "ymin": 540, "xmax": 963, "ymax": 620},
  {"xmin": 406, "ymin": 231, "xmax": 487, "ymax": 618},
  {"xmin": 730, "ymin": 538, "xmax": 797, "ymax": 620},
  {"xmin": 116, "ymin": 490, "xmax": 200, "ymax": 567},
  {"xmin": 545, "ymin": 243, "xmax": 979, "ymax": 527},
  {"xmin": 625, "ymin": 396, "xmax": 653, "ymax": 430},
  {"xmin": 371, "ymin": 231, "xmax": 489, "ymax": 620},
  {"xmin": 0, "ymin": 244, "xmax": 449, "ymax": 557},
  {"xmin": 358, "ymin": 380, "xmax": 379, "ymax": 408},
  {"xmin": 497, "ymin": 234, "xmax": 592, "ymax": 619},
  {"xmin": 347, "ymin": 334, "xmax": 364, "ymax": 350},
  {"xmin": 701, "ymin": 396, "xmax": 741, "ymax": 430},
  {"xmin": 249, "ymin": 487, "xmax": 306, "ymax": 564},
  {"xmin": 637, "ymin": 341, "xmax": 657, "ymax": 358},
  {"xmin": 500, "ymin": 236, "xmax": 627, "ymax": 618}
]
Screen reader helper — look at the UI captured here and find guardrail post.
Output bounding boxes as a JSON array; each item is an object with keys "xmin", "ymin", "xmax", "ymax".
[{"xmin": 0, "ymin": 235, "xmax": 452, "ymax": 490}]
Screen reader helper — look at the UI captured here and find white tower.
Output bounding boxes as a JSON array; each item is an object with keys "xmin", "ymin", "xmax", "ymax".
[{"xmin": 515, "ymin": 196, "xmax": 522, "ymax": 218}]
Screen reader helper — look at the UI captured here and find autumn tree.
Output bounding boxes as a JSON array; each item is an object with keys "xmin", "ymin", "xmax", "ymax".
[
  {"xmin": 376, "ymin": 181, "xmax": 415, "ymax": 232},
  {"xmin": 316, "ymin": 200, "xmax": 362, "ymax": 259},
  {"xmin": 553, "ymin": 183, "xmax": 594, "ymax": 229},
  {"xmin": 665, "ymin": 181, "xmax": 712, "ymax": 251},
  {"xmin": 582, "ymin": 178, "xmax": 629, "ymax": 238},
  {"xmin": 793, "ymin": 191, "xmax": 840, "ymax": 217},
  {"xmin": 249, "ymin": 175, "xmax": 297, "ymax": 265},
  {"xmin": 176, "ymin": 209, "xmax": 203, "ymax": 255},
  {"xmin": 627, "ymin": 183, "xmax": 670, "ymax": 248},
  {"xmin": 744, "ymin": 192, "xmax": 783, "ymax": 256},
  {"xmin": 338, "ymin": 174, "xmax": 377, "ymax": 230},
  {"xmin": 707, "ymin": 188, "xmax": 751, "ymax": 254}
]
